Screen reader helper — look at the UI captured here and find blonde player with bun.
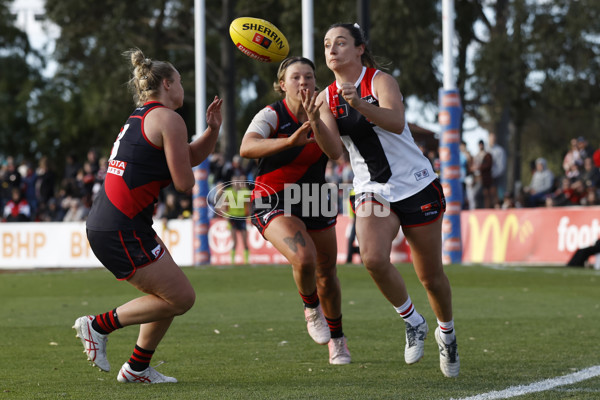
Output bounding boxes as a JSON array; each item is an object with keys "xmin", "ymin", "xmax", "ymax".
[{"xmin": 74, "ymin": 48, "xmax": 222, "ymax": 383}]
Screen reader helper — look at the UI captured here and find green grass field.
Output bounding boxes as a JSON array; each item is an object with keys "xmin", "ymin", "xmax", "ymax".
[{"xmin": 1, "ymin": 264, "xmax": 599, "ymax": 399}]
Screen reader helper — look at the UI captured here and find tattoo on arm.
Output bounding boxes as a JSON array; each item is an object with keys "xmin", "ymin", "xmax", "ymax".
[{"xmin": 283, "ymin": 231, "xmax": 306, "ymax": 253}]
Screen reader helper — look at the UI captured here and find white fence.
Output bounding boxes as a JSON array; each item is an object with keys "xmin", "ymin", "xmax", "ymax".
[{"xmin": 0, "ymin": 220, "xmax": 193, "ymax": 269}]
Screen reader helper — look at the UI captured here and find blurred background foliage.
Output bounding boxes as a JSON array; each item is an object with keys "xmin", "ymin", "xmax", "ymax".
[{"xmin": 1, "ymin": 0, "xmax": 599, "ymax": 189}]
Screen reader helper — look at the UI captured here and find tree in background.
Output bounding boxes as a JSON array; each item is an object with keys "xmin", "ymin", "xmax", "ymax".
[
  {"xmin": 40, "ymin": 0, "xmax": 199, "ymax": 166},
  {"xmin": 457, "ymin": 0, "xmax": 600, "ymax": 194},
  {"xmin": 1, "ymin": 0, "xmax": 598, "ymax": 195},
  {"xmin": 0, "ymin": 0, "xmax": 44, "ymax": 160}
]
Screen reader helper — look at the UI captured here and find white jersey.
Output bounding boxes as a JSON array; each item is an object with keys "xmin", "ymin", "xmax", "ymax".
[{"xmin": 326, "ymin": 67, "xmax": 436, "ymax": 202}]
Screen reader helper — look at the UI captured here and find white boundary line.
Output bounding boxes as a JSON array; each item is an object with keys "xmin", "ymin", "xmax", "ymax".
[{"xmin": 452, "ymin": 365, "xmax": 600, "ymax": 400}]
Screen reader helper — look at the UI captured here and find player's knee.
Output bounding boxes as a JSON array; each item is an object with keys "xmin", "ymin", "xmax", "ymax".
[
  {"xmin": 419, "ymin": 273, "xmax": 446, "ymax": 293},
  {"xmin": 291, "ymin": 250, "xmax": 317, "ymax": 273},
  {"xmin": 297, "ymin": 259, "xmax": 317, "ymax": 278},
  {"xmin": 361, "ymin": 250, "xmax": 389, "ymax": 272},
  {"xmin": 316, "ymin": 262, "xmax": 337, "ymax": 279},
  {"xmin": 173, "ymin": 288, "xmax": 196, "ymax": 315}
]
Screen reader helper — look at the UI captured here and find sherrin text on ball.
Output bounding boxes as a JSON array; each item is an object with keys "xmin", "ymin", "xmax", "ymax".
[{"xmin": 229, "ymin": 17, "xmax": 289, "ymax": 63}]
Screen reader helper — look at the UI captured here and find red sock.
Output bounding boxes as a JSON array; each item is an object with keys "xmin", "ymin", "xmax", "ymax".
[
  {"xmin": 326, "ymin": 315, "xmax": 344, "ymax": 338},
  {"xmin": 128, "ymin": 345, "xmax": 155, "ymax": 372},
  {"xmin": 299, "ymin": 290, "xmax": 319, "ymax": 308},
  {"xmin": 92, "ymin": 308, "xmax": 122, "ymax": 334}
]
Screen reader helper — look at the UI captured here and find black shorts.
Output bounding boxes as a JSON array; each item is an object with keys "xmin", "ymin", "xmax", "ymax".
[
  {"xmin": 229, "ymin": 217, "xmax": 247, "ymax": 231},
  {"xmin": 250, "ymin": 194, "xmax": 337, "ymax": 238},
  {"xmin": 355, "ymin": 179, "xmax": 446, "ymax": 227},
  {"xmin": 87, "ymin": 229, "xmax": 165, "ymax": 280}
]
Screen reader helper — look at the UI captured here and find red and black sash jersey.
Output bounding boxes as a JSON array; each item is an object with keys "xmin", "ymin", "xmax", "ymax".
[
  {"xmin": 251, "ymin": 99, "xmax": 328, "ymax": 200},
  {"xmin": 327, "ymin": 67, "xmax": 392, "ymax": 184},
  {"xmin": 87, "ymin": 101, "xmax": 172, "ymax": 231}
]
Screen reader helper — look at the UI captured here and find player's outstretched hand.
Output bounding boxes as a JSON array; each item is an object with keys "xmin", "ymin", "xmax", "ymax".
[
  {"xmin": 288, "ymin": 121, "xmax": 316, "ymax": 147},
  {"xmin": 301, "ymin": 89, "xmax": 323, "ymax": 123},
  {"xmin": 206, "ymin": 96, "xmax": 223, "ymax": 131}
]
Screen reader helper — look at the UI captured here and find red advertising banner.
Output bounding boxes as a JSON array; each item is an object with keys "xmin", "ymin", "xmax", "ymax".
[
  {"xmin": 4, "ymin": 208, "xmax": 595, "ymax": 269},
  {"xmin": 460, "ymin": 206, "xmax": 600, "ymax": 265},
  {"xmin": 209, "ymin": 215, "xmax": 412, "ymax": 265}
]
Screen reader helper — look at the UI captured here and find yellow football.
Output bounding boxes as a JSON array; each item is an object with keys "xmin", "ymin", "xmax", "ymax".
[{"xmin": 229, "ymin": 17, "xmax": 289, "ymax": 63}]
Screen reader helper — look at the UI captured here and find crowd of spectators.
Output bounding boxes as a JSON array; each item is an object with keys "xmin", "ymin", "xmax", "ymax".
[
  {"xmin": 3, "ymin": 149, "xmax": 261, "ymax": 223},
  {"xmin": 456, "ymin": 134, "xmax": 600, "ymax": 209},
  {"xmin": 1, "ymin": 149, "xmax": 105, "ymax": 223},
  {"xmin": 0, "ymin": 148, "xmax": 208, "ymax": 224},
  {"xmin": 2, "ymin": 134, "xmax": 599, "ymax": 223}
]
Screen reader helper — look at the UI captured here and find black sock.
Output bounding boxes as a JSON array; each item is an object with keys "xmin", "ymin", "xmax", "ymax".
[
  {"xmin": 299, "ymin": 290, "xmax": 319, "ymax": 309},
  {"xmin": 91, "ymin": 308, "xmax": 122, "ymax": 334},
  {"xmin": 326, "ymin": 315, "xmax": 344, "ymax": 338},
  {"xmin": 128, "ymin": 345, "xmax": 155, "ymax": 372}
]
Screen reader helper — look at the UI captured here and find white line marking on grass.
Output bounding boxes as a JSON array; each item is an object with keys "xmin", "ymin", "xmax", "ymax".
[{"xmin": 453, "ymin": 365, "xmax": 600, "ymax": 400}]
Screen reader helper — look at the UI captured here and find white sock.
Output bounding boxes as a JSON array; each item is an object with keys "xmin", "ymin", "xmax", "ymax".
[
  {"xmin": 437, "ymin": 319, "xmax": 456, "ymax": 344},
  {"xmin": 394, "ymin": 296, "xmax": 425, "ymax": 327}
]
